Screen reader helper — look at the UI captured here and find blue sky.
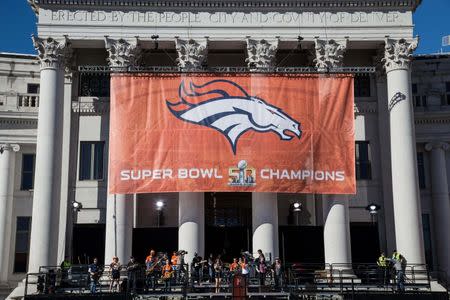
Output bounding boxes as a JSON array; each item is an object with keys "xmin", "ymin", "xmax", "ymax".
[{"xmin": 0, "ymin": 0, "xmax": 448, "ymax": 55}]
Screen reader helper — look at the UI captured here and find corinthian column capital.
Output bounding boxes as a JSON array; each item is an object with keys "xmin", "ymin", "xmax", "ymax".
[
  {"xmin": 104, "ymin": 37, "xmax": 142, "ymax": 69},
  {"xmin": 0, "ymin": 143, "xmax": 20, "ymax": 154},
  {"xmin": 314, "ymin": 38, "xmax": 347, "ymax": 71},
  {"xmin": 175, "ymin": 38, "xmax": 208, "ymax": 71},
  {"xmin": 246, "ymin": 38, "xmax": 279, "ymax": 71},
  {"xmin": 383, "ymin": 38, "xmax": 418, "ymax": 72},
  {"xmin": 32, "ymin": 35, "xmax": 71, "ymax": 70},
  {"xmin": 425, "ymin": 142, "xmax": 450, "ymax": 152}
]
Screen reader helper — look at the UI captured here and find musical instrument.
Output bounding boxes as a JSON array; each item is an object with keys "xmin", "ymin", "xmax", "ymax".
[
  {"xmin": 162, "ymin": 270, "xmax": 174, "ymax": 280},
  {"xmin": 194, "ymin": 260, "xmax": 207, "ymax": 268},
  {"xmin": 146, "ymin": 257, "xmax": 163, "ymax": 274}
]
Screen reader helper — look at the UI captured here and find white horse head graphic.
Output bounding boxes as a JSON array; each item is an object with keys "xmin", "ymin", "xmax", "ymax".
[{"xmin": 166, "ymin": 79, "xmax": 302, "ymax": 154}]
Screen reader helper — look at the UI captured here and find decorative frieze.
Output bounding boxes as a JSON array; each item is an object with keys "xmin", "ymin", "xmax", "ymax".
[
  {"xmin": 175, "ymin": 38, "xmax": 208, "ymax": 70},
  {"xmin": 32, "ymin": 35, "xmax": 71, "ymax": 70},
  {"xmin": 314, "ymin": 38, "xmax": 347, "ymax": 71},
  {"xmin": 33, "ymin": 0, "xmax": 421, "ymax": 10},
  {"xmin": 246, "ymin": 38, "xmax": 278, "ymax": 70},
  {"xmin": 383, "ymin": 38, "xmax": 418, "ymax": 72},
  {"xmin": 104, "ymin": 37, "xmax": 141, "ymax": 68}
]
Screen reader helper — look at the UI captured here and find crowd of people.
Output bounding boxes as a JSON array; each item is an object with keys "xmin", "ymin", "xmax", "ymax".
[
  {"xmin": 76, "ymin": 249, "xmax": 285, "ymax": 294},
  {"xmin": 54, "ymin": 249, "xmax": 411, "ymax": 294}
]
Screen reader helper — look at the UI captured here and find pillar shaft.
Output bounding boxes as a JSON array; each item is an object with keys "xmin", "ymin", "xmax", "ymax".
[
  {"xmin": 104, "ymin": 194, "xmax": 134, "ymax": 265},
  {"xmin": 28, "ymin": 36, "xmax": 69, "ymax": 273},
  {"xmin": 0, "ymin": 144, "xmax": 19, "ymax": 282},
  {"xmin": 384, "ymin": 38, "xmax": 425, "ymax": 265},
  {"xmin": 252, "ymin": 192, "xmax": 278, "ymax": 262},
  {"xmin": 178, "ymin": 192, "xmax": 204, "ymax": 263},
  {"xmin": 323, "ymin": 195, "xmax": 352, "ymax": 269},
  {"xmin": 426, "ymin": 142, "xmax": 450, "ymax": 275}
]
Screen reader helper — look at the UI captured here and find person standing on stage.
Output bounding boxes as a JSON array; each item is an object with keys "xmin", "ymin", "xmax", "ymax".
[
  {"xmin": 272, "ymin": 258, "xmax": 284, "ymax": 291},
  {"xmin": 88, "ymin": 258, "xmax": 102, "ymax": 294},
  {"xmin": 126, "ymin": 256, "xmax": 140, "ymax": 294},
  {"xmin": 145, "ymin": 251, "xmax": 160, "ymax": 291},
  {"xmin": 214, "ymin": 256, "xmax": 223, "ymax": 293},
  {"xmin": 162, "ymin": 260, "xmax": 173, "ymax": 292},
  {"xmin": 191, "ymin": 252, "xmax": 203, "ymax": 283},
  {"xmin": 207, "ymin": 253, "xmax": 215, "ymax": 283},
  {"xmin": 256, "ymin": 249, "xmax": 267, "ymax": 286},
  {"xmin": 109, "ymin": 256, "xmax": 122, "ymax": 292}
]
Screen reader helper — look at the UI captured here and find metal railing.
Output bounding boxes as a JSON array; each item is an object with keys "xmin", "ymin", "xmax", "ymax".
[{"xmin": 24, "ymin": 262, "xmax": 444, "ymax": 298}]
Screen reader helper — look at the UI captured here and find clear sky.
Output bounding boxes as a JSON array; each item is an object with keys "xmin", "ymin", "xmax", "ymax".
[{"xmin": 0, "ymin": 0, "xmax": 448, "ymax": 55}]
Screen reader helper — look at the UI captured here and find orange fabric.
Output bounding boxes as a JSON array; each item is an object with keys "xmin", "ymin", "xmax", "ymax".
[
  {"xmin": 230, "ymin": 262, "xmax": 239, "ymax": 271},
  {"xmin": 145, "ymin": 255, "xmax": 153, "ymax": 263},
  {"xmin": 162, "ymin": 264, "xmax": 172, "ymax": 274},
  {"xmin": 171, "ymin": 255, "xmax": 178, "ymax": 265},
  {"xmin": 109, "ymin": 74, "xmax": 355, "ymax": 194}
]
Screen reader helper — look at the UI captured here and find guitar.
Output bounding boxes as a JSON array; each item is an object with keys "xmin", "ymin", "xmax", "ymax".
[
  {"xmin": 147, "ymin": 257, "xmax": 163, "ymax": 274},
  {"xmin": 194, "ymin": 260, "xmax": 207, "ymax": 268},
  {"xmin": 162, "ymin": 270, "xmax": 174, "ymax": 280}
]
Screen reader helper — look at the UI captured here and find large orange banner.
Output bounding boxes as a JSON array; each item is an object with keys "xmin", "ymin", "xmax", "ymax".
[{"xmin": 109, "ymin": 74, "xmax": 355, "ymax": 194}]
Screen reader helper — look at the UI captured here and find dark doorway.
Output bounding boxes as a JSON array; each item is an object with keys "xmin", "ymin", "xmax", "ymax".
[
  {"xmin": 279, "ymin": 226, "xmax": 324, "ymax": 264},
  {"xmin": 72, "ymin": 224, "xmax": 105, "ymax": 264},
  {"xmin": 132, "ymin": 228, "xmax": 178, "ymax": 263},
  {"xmin": 350, "ymin": 222, "xmax": 380, "ymax": 263},
  {"xmin": 204, "ymin": 192, "xmax": 251, "ymax": 262}
]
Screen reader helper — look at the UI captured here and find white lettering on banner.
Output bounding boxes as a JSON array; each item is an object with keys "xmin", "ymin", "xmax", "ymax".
[
  {"xmin": 46, "ymin": 10, "xmax": 406, "ymax": 27},
  {"xmin": 178, "ymin": 168, "xmax": 223, "ymax": 179},
  {"xmin": 260, "ymin": 169, "xmax": 345, "ymax": 181},
  {"xmin": 120, "ymin": 169, "xmax": 173, "ymax": 180},
  {"xmin": 120, "ymin": 168, "xmax": 343, "ymax": 181}
]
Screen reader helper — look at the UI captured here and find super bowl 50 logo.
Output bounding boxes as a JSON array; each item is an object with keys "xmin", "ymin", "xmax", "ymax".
[{"xmin": 228, "ymin": 160, "xmax": 256, "ymax": 187}]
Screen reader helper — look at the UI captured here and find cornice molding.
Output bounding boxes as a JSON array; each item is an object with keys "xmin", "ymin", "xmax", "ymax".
[{"xmin": 31, "ymin": 0, "xmax": 422, "ymax": 11}]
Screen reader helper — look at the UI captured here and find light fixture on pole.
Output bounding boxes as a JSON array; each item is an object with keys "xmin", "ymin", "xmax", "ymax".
[
  {"xmin": 156, "ymin": 200, "xmax": 164, "ymax": 227},
  {"xmin": 290, "ymin": 201, "xmax": 303, "ymax": 225},
  {"xmin": 365, "ymin": 203, "xmax": 380, "ymax": 224},
  {"xmin": 72, "ymin": 200, "xmax": 83, "ymax": 212}
]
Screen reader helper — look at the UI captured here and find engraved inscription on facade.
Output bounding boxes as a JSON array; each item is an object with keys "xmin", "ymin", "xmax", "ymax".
[{"xmin": 44, "ymin": 10, "xmax": 406, "ymax": 27}]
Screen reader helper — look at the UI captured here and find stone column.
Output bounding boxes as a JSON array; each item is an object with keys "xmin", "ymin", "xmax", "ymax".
[
  {"xmin": 178, "ymin": 192, "xmax": 205, "ymax": 263},
  {"xmin": 174, "ymin": 38, "xmax": 208, "ymax": 263},
  {"xmin": 383, "ymin": 38, "xmax": 425, "ymax": 265},
  {"xmin": 104, "ymin": 194, "xmax": 134, "ymax": 264},
  {"xmin": 322, "ymin": 195, "xmax": 352, "ymax": 270},
  {"xmin": 425, "ymin": 142, "xmax": 450, "ymax": 276},
  {"xmin": 28, "ymin": 36, "xmax": 69, "ymax": 273},
  {"xmin": 373, "ymin": 50, "xmax": 394, "ymax": 254},
  {"xmin": 246, "ymin": 38, "xmax": 279, "ymax": 260},
  {"xmin": 252, "ymin": 193, "xmax": 279, "ymax": 261},
  {"xmin": 314, "ymin": 38, "xmax": 353, "ymax": 270},
  {"xmin": 0, "ymin": 144, "xmax": 19, "ymax": 282},
  {"xmin": 103, "ymin": 37, "xmax": 140, "ymax": 265}
]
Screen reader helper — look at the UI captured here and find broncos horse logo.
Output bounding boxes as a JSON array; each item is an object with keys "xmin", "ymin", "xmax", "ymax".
[{"xmin": 166, "ymin": 79, "xmax": 302, "ymax": 154}]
